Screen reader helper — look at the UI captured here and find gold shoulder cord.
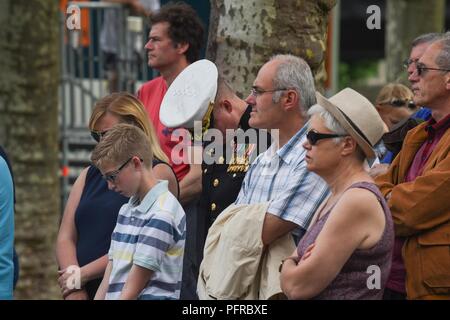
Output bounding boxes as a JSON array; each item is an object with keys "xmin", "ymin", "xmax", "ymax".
[{"xmin": 192, "ymin": 101, "xmax": 215, "ymax": 142}]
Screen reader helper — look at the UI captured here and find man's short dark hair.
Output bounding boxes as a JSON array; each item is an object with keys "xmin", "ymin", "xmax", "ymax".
[{"xmin": 149, "ymin": 2, "xmax": 205, "ymax": 63}]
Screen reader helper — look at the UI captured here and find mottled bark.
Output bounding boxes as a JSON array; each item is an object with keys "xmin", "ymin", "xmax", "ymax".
[
  {"xmin": 386, "ymin": 0, "xmax": 445, "ymax": 82},
  {"xmin": 0, "ymin": 1, "xmax": 60, "ymax": 299},
  {"xmin": 207, "ymin": 0, "xmax": 336, "ymax": 96}
]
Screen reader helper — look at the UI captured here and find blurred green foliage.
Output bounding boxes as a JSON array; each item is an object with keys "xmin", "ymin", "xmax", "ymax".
[{"xmin": 339, "ymin": 59, "xmax": 380, "ymax": 89}]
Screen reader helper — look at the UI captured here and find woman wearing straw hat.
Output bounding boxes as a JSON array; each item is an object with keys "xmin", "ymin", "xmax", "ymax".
[{"xmin": 280, "ymin": 88, "xmax": 394, "ymax": 299}]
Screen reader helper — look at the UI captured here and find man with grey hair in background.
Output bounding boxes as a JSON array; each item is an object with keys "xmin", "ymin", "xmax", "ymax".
[
  {"xmin": 373, "ymin": 33, "xmax": 440, "ymax": 172},
  {"xmin": 403, "ymin": 32, "xmax": 442, "ymax": 121},
  {"xmin": 371, "ymin": 32, "xmax": 443, "ymax": 300},
  {"xmin": 376, "ymin": 35, "xmax": 450, "ymax": 300},
  {"xmin": 234, "ymin": 54, "xmax": 329, "ymax": 246}
]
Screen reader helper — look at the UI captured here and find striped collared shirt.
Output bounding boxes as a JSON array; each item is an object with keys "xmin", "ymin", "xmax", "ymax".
[
  {"xmin": 235, "ymin": 124, "xmax": 329, "ymax": 234},
  {"xmin": 106, "ymin": 180, "xmax": 186, "ymax": 300}
]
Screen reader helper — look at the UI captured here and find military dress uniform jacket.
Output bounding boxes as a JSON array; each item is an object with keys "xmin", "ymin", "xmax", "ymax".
[
  {"xmin": 198, "ymin": 106, "xmax": 270, "ymax": 245},
  {"xmin": 376, "ymin": 120, "xmax": 450, "ymax": 300}
]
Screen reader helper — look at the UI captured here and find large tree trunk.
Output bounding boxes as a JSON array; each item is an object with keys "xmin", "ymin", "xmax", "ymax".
[
  {"xmin": 386, "ymin": 0, "xmax": 445, "ymax": 82},
  {"xmin": 207, "ymin": 0, "xmax": 336, "ymax": 96},
  {"xmin": 0, "ymin": 0, "xmax": 60, "ymax": 299}
]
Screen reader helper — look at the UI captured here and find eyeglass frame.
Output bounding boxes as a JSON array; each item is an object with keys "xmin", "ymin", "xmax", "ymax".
[
  {"xmin": 91, "ymin": 130, "xmax": 109, "ymax": 143},
  {"xmin": 415, "ymin": 62, "xmax": 450, "ymax": 77},
  {"xmin": 306, "ymin": 130, "xmax": 348, "ymax": 146},
  {"xmin": 101, "ymin": 157, "xmax": 135, "ymax": 183},
  {"xmin": 402, "ymin": 58, "xmax": 419, "ymax": 69},
  {"xmin": 250, "ymin": 86, "xmax": 288, "ymax": 97}
]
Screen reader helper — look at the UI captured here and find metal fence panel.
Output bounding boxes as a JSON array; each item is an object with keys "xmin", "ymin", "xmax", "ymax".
[{"xmin": 59, "ymin": 2, "xmax": 153, "ymax": 208}]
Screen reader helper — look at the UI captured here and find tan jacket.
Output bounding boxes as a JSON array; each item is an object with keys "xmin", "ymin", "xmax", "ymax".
[
  {"xmin": 197, "ymin": 202, "xmax": 296, "ymax": 300},
  {"xmin": 376, "ymin": 121, "xmax": 450, "ymax": 299}
]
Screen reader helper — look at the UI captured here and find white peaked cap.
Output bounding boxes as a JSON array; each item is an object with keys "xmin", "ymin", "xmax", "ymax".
[{"xmin": 159, "ymin": 59, "xmax": 218, "ymax": 129}]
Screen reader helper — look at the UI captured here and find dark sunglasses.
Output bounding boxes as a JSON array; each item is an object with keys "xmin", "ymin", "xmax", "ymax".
[
  {"xmin": 306, "ymin": 130, "xmax": 348, "ymax": 146},
  {"xmin": 379, "ymin": 98, "xmax": 416, "ymax": 110},
  {"xmin": 391, "ymin": 99, "xmax": 416, "ymax": 109},
  {"xmin": 91, "ymin": 130, "xmax": 108, "ymax": 143}
]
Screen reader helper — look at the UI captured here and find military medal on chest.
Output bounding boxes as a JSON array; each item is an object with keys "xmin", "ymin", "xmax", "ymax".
[{"xmin": 227, "ymin": 141, "xmax": 256, "ymax": 173}]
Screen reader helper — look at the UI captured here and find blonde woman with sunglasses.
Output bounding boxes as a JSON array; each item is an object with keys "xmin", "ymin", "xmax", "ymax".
[{"xmin": 56, "ymin": 92, "xmax": 178, "ymax": 300}]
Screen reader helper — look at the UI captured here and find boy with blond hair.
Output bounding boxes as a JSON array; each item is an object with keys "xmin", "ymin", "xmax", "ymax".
[{"xmin": 92, "ymin": 124, "xmax": 185, "ymax": 300}]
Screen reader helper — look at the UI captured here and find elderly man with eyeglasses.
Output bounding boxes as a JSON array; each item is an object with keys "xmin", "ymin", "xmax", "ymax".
[
  {"xmin": 403, "ymin": 33, "xmax": 443, "ymax": 121},
  {"xmin": 375, "ymin": 36, "xmax": 450, "ymax": 300},
  {"xmin": 370, "ymin": 34, "xmax": 440, "ymax": 178},
  {"xmin": 234, "ymin": 54, "xmax": 329, "ymax": 246}
]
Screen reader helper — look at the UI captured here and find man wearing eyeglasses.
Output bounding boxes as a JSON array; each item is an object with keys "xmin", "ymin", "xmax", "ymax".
[
  {"xmin": 371, "ymin": 34, "xmax": 439, "ymax": 176},
  {"xmin": 376, "ymin": 36, "xmax": 450, "ymax": 300},
  {"xmin": 403, "ymin": 33, "xmax": 443, "ymax": 121},
  {"xmin": 234, "ymin": 54, "xmax": 329, "ymax": 246}
]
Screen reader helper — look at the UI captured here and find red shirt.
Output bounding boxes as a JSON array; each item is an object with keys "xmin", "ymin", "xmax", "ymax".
[
  {"xmin": 405, "ymin": 113, "xmax": 450, "ymax": 181},
  {"xmin": 387, "ymin": 112, "xmax": 450, "ymax": 294},
  {"xmin": 137, "ymin": 77, "xmax": 190, "ymax": 181}
]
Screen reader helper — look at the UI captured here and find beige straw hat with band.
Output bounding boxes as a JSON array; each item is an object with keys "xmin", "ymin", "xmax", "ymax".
[{"xmin": 315, "ymin": 88, "xmax": 387, "ymax": 159}]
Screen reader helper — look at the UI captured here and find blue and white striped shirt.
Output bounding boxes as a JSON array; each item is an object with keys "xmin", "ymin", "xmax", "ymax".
[
  {"xmin": 106, "ymin": 180, "xmax": 186, "ymax": 300},
  {"xmin": 235, "ymin": 125, "xmax": 329, "ymax": 235}
]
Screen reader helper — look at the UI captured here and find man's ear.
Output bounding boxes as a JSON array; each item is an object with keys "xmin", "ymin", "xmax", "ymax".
[
  {"xmin": 222, "ymin": 99, "xmax": 233, "ymax": 114},
  {"xmin": 215, "ymin": 99, "xmax": 232, "ymax": 114},
  {"xmin": 176, "ymin": 42, "xmax": 189, "ymax": 55},
  {"xmin": 283, "ymin": 90, "xmax": 299, "ymax": 111}
]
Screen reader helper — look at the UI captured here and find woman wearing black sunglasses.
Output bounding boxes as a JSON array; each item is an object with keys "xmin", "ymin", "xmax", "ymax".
[
  {"xmin": 55, "ymin": 92, "xmax": 178, "ymax": 300},
  {"xmin": 280, "ymin": 88, "xmax": 394, "ymax": 300}
]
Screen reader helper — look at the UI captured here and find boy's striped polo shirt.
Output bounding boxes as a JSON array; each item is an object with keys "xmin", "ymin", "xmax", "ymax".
[{"xmin": 106, "ymin": 180, "xmax": 186, "ymax": 300}]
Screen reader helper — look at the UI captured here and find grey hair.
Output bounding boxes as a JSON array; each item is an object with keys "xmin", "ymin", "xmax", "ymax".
[
  {"xmin": 411, "ymin": 32, "xmax": 442, "ymax": 48},
  {"xmin": 270, "ymin": 54, "xmax": 316, "ymax": 114},
  {"xmin": 307, "ymin": 104, "xmax": 347, "ymax": 143},
  {"xmin": 434, "ymin": 35, "xmax": 450, "ymax": 69},
  {"xmin": 307, "ymin": 104, "xmax": 366, "ymax": 161}
]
